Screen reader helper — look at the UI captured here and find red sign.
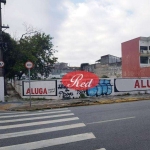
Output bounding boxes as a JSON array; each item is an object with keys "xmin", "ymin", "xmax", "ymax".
[
  {"xmin": 25, "ymin": 61, "xmax": 34, "ymax": 69},
  {"xmin": 0, "ymin": 61, "xmax": 4, "ymax": 68},
  {"xmin": 62, "ymin": 71, "xmax": 99, "ymax": 90}
]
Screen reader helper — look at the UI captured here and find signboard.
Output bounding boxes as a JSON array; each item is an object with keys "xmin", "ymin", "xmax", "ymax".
[
  {"xmin": 114, "ymin": 78, "xmax": 150, "ymax": 92},
  {"xmin": 23, "ymin": 80, "xmax": 57, "ymax": 96},
  {"xmin": 25, "ymin": 61, "xmax": 34, "ymax": 69},
  {"xmin": 61, "ymin": 71, "xmax": 99, "ymax": 90},
  {"xmin": 0, "ymin": 61, "xmax": 4, "ymax": 68}
]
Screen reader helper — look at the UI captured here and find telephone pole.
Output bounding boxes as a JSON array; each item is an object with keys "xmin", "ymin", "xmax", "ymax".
[
  {"xmin": 0, "ymin": 0, "xmax": 9, "ymax": 102},
  {"xmin": 0, "ymin": 0, "xmax": 8, "ymax": 76}
]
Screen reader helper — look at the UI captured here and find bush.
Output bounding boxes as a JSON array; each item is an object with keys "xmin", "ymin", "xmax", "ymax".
[
  {"xmin": 80, "ymin": 93, "xmax": 86, "ymax": 98},
  {"xmin": 101, "ymin": 75, "xmax": 109, "ymax": 78}
]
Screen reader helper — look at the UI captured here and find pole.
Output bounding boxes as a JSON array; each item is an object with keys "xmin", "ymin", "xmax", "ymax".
[
  {"xmin": 0, "ymin": 1, "xmax": 3, "ymax": 77},
  {"xmin": 29, "ymin": 68, "xmax": 31, "ymax": 107}
]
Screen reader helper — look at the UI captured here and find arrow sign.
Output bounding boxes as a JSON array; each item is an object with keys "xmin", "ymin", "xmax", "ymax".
[{"xmin": 0, "ymin": 61, "xmax": 4, "ymax": 68}]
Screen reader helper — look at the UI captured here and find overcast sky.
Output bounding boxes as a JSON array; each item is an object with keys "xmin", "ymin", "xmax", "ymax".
[{"xmin": 2, "ymin": 0, "xmax": 150, "ymax": 66}]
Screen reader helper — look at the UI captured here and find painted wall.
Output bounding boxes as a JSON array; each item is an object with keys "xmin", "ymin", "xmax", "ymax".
[
  {"xmin": 0, "ymin": 77, "xmax": 4, "ymax": 102},
  {"xmin": 122, "ymin": 37, "xmax": 140, "ymax": 77},
  {"xmin": 11, "ymin": 78, "xmax": 150, "ymax": 100},
  {"xmin": 122, "ymin": 37, "xmax": 150, "ymax": 77}
]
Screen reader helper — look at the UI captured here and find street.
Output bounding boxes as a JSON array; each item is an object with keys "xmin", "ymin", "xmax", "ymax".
[{"xmin": 1, "ymin": 100, "xmax": 150, "ymax": 150}]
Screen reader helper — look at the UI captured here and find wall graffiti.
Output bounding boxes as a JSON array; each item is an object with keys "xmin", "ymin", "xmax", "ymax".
[
  {"xmin": 58, "ymin": 79, "xmax": 113, "ymax": 99},
  {"xmin": 86, "ymin": 79, "xmax": 113, "ymax": 96},
  {"xmin": 15, "ymin": 78, "xmax": 150, "ymax": 100},
  {"xmin": 58, "ymin": 82, "xmax": 74, "ymax": 99},
  {"xmin": 76, "ymin": 90, "xmax": 86, "ymax": 95}
]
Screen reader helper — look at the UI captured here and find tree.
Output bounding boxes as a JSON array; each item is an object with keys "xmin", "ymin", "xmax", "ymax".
[
  {"xmin": 2, "ymin": 32, "xmax": 18, "ymax": 79},
  {"xmin": 2, "ymin": 31, "xmax": 57, "ymax": 80}
]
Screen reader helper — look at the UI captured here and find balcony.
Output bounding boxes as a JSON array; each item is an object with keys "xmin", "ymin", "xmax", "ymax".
[{"xmin": 140, "ymin": 50, "xmax": 150, "ymax": 56}]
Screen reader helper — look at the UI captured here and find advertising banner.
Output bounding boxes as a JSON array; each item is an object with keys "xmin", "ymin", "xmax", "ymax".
[
  {"xmin": 23, "ymin": 80, "xmax": 57, "ymax": 96},
  {"xmin": 114, "ymin": 78, "xmax": 150, "ymax": 92}
]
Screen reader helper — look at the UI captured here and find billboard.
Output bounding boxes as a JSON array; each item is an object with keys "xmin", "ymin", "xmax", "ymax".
[
  {"xmin": 114, "ymin": 78, "xmax": 150, "ymax": 92},
  {"xmin": 23, "ymin": 80, "xmax": 57, "ymax": 96}
]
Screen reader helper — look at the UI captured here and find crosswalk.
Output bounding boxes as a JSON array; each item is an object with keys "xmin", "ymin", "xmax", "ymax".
[{"xmin": 0, "ymin": 108, "xmax": 97, "ymax": 150}]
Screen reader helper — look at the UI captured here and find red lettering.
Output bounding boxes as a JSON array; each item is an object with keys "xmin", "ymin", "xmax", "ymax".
[
  {"xmin": 147, "ymin": 80, "xmax": 150, "ymax": 88},
  {"xmin": 134, "ymin": 80, "xmax": 140, "ymax": 88},
  {"xmin": 26, "ymin": 88, "xmax": 48, "ymax": 95},
  {"xmin": 35, "ymin": 88, "xmax": 38, "ymax": 94},
  {"xmin": 141, "ymin": 80, "xmax": 146, "ymax": 88},
  {"xmin": 43, "ymin": 88, "xmax": 48, "ymax": 94},
  {"xmin": 26, "ymin": 88, "xmax": 30, "ymax": 94},
  {"xmin": 31, "ymin": 88, "xmax": 34, "ymax": 94},
  {"xmin": 39, "ymin": 88, "xmax": 43, "ymax": 94}
]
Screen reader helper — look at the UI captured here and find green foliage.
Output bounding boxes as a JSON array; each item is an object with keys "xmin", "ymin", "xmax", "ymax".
[
  {"xmin": 101, "ymin": 75, "xmax": 109, "ymax": 78},
  {"xmin": 2, "ymin": 31, "xmax": 57, "ymax": 79},
  {"xmin": 80, "ymin": 93, "xmax": 86, "ymax": 98}
]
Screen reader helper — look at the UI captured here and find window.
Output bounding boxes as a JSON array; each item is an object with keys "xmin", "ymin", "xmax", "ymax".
[
  {"xmin": 140, "ymin": 56, "xmax": 148, "ymax": 64},
  {"xmin": 140, "ymin": 46, "xmax": 148, "ymax": 50}
]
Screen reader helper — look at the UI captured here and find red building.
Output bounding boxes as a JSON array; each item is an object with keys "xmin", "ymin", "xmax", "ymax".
[{"xmin": 122, "ymin": 37, "xmax": 150, "ymax": 77}]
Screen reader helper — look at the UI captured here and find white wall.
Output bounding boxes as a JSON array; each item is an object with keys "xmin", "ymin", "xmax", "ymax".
[
  {"xmin": 0, "ymin": 77, "xmax": 4, "ymax": 102},
  {"xmin": 11, "ymin": 78, "xmax": 150, "ymax": 100}
]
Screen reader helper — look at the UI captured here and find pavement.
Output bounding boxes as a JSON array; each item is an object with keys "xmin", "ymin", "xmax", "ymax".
[{"xmin": 1, "ymin": 83, "xmax": 150, "ymax": 111}]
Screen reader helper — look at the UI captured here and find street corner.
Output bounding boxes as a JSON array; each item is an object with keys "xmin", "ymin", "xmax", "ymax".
[
  {"xmin": 0, "ymin": 103, "xmax": 13, "ymax": 111},
  {"xmin": 0, "ymin": 102, "xmax": 21, "ymax": 111}
]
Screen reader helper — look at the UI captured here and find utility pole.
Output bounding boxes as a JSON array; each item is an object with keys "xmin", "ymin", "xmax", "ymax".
[
  {"xmin": 0, "ymin": 0, "xmax": 9, "ymax": 102},
  {"xmin": 0, "ymin": 0, "xmax": 8, "ymax": 77}
]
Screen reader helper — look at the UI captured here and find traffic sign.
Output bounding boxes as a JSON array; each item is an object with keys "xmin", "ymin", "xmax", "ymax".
[
  {"xmin": 25, "ymin": 61, "xmax": 34, "ymax": 69},
  {"xmin": 0, "ymin": 61, "xmax": 4, "ymax": 68}
]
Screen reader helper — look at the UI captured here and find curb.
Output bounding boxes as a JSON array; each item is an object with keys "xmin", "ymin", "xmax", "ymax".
[{"xmin": 3, "ymin": 97, "xmax": 150, "ymax": 111}]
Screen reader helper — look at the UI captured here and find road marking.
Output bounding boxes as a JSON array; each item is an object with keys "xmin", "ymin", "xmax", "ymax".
[
  {"xmin": 0, "ymin": 133, "xmax": 95, "ymax": 150},
  {"xmin": 86, "ymin": 116, "xmax": 135, "ymax": 125},
  {"xmin": 95, "ymin": 149, "xmax": 106, "ymax": 150},
  {"xmin": 0, "ymin": 117, "xmax": 79, "ymax": 130},
  {"xmin": 0, "ymin": 123, "xmax": 86, "ymax": 139},
  {"xmin": 0, "ymin": 110, "xmax": 71, "ymax": 119},
  {"xmin": 0, "ymin": 113, "xmax": 74, "ymax": 123}
]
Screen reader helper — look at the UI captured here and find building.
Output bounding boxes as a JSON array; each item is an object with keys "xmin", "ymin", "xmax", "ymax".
[
  {"xmin": 94, "ymin": 62, "xmax": 122, "ymax": 78},
  {"xmin": 81, "ymin": 54, "xmax": 122, "ymax": 78},
  {"xmin": 82, "ymin": 64, "xmax": 96, "ymax": 73},
  {"xmin": 122, "ymin": 37, "xmax": 150, "ymax": 77},
  {"xmin": 50, "ymin": 62, "xmax": 80, "ymax": 78},
  {"xmin": 100, "ymin": 54, "xmax": 121, "ymax": 65}
]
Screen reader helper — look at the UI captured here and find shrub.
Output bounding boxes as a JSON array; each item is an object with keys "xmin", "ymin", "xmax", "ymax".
[
  {"xmin": 101, "ymin": 75, "xmax": 109, "ymax": 78},
  {"xmin": 80, "ymin": 93, "xmax": 86, "ymax": 98}
]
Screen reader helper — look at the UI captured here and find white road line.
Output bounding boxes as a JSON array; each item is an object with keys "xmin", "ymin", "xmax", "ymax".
[
  {"xmin": 0, "ymin": 123, "xmax": 86, "ymax": 139},
  {"xmin": 0, "ymin": 108, "xmax": 69, "ymax": 116},
  {"xmin": 95, "ymin": 148, "xmax": 106, "ymax": 150},
  {"xmin": 0, "ymin": 117, "xmax": 79, "ymax": 130},
  {"xmin": 0, "ymin": 133, "xmax": 95, "ymax": 150},
  {"xmin": 0, "ymin": 110, "xmax": 71, "ymax": 119},
  {"xmin": 0, "ymin": 113, "xmax": 74, "ymax": 123},
  {"xmin": 86, "ymin": 116, "xmax": 135, "ymax": 125}
]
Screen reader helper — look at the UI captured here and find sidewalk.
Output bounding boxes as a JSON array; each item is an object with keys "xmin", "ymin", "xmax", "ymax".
[{"xmin": 1, "ymin": 84, "xmax": 150, "ymax": 111}]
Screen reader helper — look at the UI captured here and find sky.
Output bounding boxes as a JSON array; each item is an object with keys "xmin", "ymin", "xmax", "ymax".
[{"xmin": 2, "ymin": 0, "xmax": 150, "ymax": 67}]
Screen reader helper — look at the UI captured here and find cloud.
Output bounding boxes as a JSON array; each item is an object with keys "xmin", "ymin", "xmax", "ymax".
[
  {"xmin": 3, "ymin": 0, "xmax": 150, "ymax": 67},
  {"xmin": 54, "ymin": 0, "xmax": 150, "ymax": 66}
]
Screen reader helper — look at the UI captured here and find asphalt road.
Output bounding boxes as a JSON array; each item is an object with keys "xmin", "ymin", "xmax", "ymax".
[{"xmin": 1, "ymin": 100, "xmax": 150, "ymax": 150}]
